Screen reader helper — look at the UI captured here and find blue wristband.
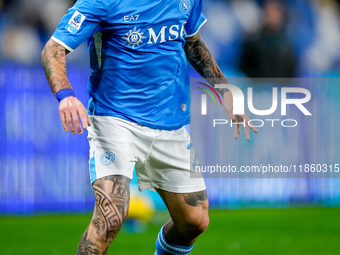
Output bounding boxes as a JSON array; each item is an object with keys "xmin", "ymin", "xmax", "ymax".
[{"xmin": 56, "ymin": 88, "xmax": 76, "ymax": 102}]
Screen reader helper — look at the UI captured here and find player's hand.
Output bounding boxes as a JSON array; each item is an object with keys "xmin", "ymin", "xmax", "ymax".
[
  {"xmin": 222, "ymin": 91, "xmax": 258, "ymax": 141},
  {"xmin": 58, "ymin": 96, "xmax": 91, "ymax": 135}
]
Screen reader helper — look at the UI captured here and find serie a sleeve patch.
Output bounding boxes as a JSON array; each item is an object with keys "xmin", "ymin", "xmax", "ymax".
[{"xmin": 65, "ymin": 10, "xmax": 86, "ymax": 34}]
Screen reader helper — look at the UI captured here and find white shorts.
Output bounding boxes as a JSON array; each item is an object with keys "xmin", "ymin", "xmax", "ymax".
[{"xmin": 87, "ymin": 116, "xmax": 206, "ymax": 193}]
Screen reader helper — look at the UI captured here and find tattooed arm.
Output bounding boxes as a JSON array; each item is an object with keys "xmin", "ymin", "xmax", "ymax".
[
  {"xmin": 184, "ymin": 33, "xmax": 258, "ymax": 140},
  {"xmin": 41, "ymin": 39, "xmax": 71, "ymax": 94},
  {"xmin": 184, "ymin": 33, "xmax": 229, "ymax": 96},
  {"xmin": 41, "ymin": 39, "xmax": 90, "ymax": 135}
]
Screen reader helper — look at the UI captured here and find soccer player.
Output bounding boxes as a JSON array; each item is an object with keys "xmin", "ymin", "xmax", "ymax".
[{"xmin": 41, "ymin": 0, "xmax": 258, "ymax": 254}]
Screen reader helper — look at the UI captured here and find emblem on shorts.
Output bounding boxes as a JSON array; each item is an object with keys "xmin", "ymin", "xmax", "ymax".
[
  {"xmin": 122, "ymin": 27, "xmax": 146, "ymax": 49},
  {"xmin": 179, "ymin": 0, "xmax": 191, "ymax": 14},
  {"xmin": 100, "ymin": 152, "xmax": 115, "ymax": 166}
]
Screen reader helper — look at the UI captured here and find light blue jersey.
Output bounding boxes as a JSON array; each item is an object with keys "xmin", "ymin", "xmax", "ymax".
[{"xmin": 52, "ymin": 0, "xmax": 207, "ymax": 130}]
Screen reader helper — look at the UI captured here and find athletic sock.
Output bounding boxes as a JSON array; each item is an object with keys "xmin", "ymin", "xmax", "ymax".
[{"xmin": 154, "ymin": 225, "xmax": 194, "ymax": 255}]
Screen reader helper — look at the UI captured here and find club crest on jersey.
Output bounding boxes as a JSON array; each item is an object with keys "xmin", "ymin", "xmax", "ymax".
[
  {"xmin": 65, "ymin": 10, "xmax": 86, "ymax": 34},
  {"xmin": 179, "ymin": 0, "xmax": 191, "ymax": 14},
  {"xmin": 122, "ymin": 27, "xmax": 146, "ymax": 49}
]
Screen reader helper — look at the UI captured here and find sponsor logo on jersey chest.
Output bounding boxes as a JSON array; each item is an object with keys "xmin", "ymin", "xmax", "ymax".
[
  {"xmin": 122, "ymin": 27, "xmax": 147, "ymax": 49},
  {"xmin": 122, "ymin": 23, "xmax": 186, "ymax": 48}
]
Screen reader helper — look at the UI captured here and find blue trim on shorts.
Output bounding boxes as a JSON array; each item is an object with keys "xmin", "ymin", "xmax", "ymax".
[{"xmin": 90, "ymin": 150, "xmax": 97, "ymax": 183}]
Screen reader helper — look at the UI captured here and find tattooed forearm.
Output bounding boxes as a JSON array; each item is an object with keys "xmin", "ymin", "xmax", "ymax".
[
  {"xmin": 184, "ymin": 190, "xmax": 208, "ymax": 207},
  {"xmin": 41, "ymin": 39, "xmax": 71, "ymax": 95},
  {"xmin": 184, "ymin": 33, "xmax": 229, "ymax": 96}
]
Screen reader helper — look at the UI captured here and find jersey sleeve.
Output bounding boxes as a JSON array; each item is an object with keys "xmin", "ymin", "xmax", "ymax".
[
  {"xmin": 184, "ymin": 0, "xmax": 207, "ymax": 37},
  {"xmin": 52, "ymin": 0, "xmax": 108, "ymax": 52}
]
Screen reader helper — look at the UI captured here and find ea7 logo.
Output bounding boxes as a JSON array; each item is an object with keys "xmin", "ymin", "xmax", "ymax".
[{"xmin": 201, "ymin": 84, "xmax": 312, "ymax": 116}]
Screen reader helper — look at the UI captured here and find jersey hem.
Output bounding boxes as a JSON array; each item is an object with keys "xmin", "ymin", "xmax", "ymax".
[
  {"xmin": 51, "ymin": 36, "xmax": 75, "ymax": 52},
  {"xmin": 185, "ymin": 18, "xmax": 207, "ymax": 38},
  {"xmin": 88, "ymin": 111, "xmax": 189, "ymax": 131}
]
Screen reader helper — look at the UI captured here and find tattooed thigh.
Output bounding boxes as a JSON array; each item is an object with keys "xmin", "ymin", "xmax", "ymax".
[
  {"xmin": 92, "ymin": 175, "xmax": 130, "ymax": 243},
  {"xmin": 184, "ymin": 190, "xmax": 208, "ymax": 207}
]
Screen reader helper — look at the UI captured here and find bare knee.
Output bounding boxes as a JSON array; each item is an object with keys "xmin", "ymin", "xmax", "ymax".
[
  {"xmin": 179, "ymin": 208, "xmax": 209, "ymax": 236},
  {"xmin": 179, "ymin": 191, "xmax": 210, "ymax": 236},
  {"xmin": 197, "ymin": 210, "xmax": 210, "ymax": 234}
]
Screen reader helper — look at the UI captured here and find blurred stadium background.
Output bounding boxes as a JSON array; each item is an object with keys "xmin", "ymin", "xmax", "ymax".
[{"xmin": 1, "ymin": 0, "xmax": 340, "ymax": 254}]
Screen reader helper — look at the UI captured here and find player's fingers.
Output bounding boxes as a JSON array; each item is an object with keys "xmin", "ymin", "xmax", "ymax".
[
  {"xmin": 235, "ymin": 116, "xmax": 242, "ymax": 135},
  {"xmin": 244, "ymin": 115, "xmax": 258, "ymax": 134},
  {"xmin": 234, "ymin": 124, "xmax": 240, "ymax": 139},
  {"xmin": 244, "ymin": 123, "xmax": 250, "ymax": 141},
  {"xmin": 234, "ymin": 125, "xmax": 238, "ymax": 139},
  {"xmin": 78, "ymin": 109, "xmax": 88, "ymax": 130},
  {"xmin": 72, "ymin": 110, "xmax": 83, "ymax": 135},
  {"xmin": 59, "ymin": 111, "xmax": 68, "ymax": 132},
  {"xmin": 87, "ymin": 113, "xmax": 91, "ymax": 127},
  {"xmin": 226, "ymin": 109, "xmax": 236, "ymax": 122},
  {"xmin": 248, "ymin": 120, "xmax": 259, "ymax": 134},
  {"xmin": 65, "ymin": 112, "xmax": 76, "ymax": 135}
]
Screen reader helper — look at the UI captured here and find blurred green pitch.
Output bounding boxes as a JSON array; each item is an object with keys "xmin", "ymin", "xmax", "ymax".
[{"xmin": 0, "ymin": 208, "xmax": 339, "ymax": 255}]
